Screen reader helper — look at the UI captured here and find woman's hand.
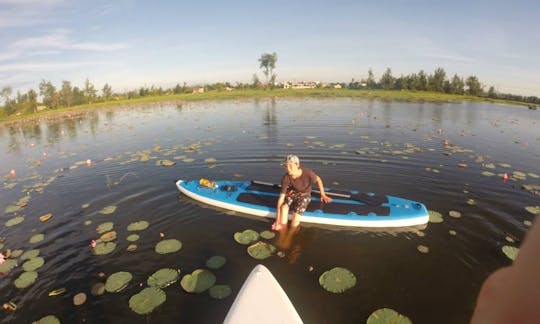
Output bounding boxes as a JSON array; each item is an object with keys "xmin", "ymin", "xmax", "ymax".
[{"xmin": 321, "ymin": 194, "xmax": 332, "ymax": 204}]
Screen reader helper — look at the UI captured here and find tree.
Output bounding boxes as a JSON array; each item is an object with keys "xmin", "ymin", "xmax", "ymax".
[
  {"xmin": 450, "ymin": 74, "xmax": 464, "ymax": 94},
  {"xmin": 1, "ymin": 86, "xmax": 15, "ymax": 115},
  {"xmin": 366, "ymin": 68, "xmax": 376, "ymax": 89},
  {"xmin": 417, "ymin": 70, "xmax": 428, "ymax": 91},
  {"xmin": 380, "ymin": 68, "xmax": 394, "ymax": 90},
  {"xmin": 428, "ymin": 67, "xmax": 446, "ymax": 92},
  {"xmin": 252, "ymin": 73, "xmax": 261, "ymax": 89},
  {"xmin": 59, "ymin": 81, "xmax": 73, "ymax": 107},
  {"xmin": 83, "ymin": 78, "xmax": 97, "ymax": 103},
  {"xmin": 102, "ymin": 83, "xmax": 113, "ymax": 99},
  {"xmin": 487, "ymin": 86, "xmax": 497, "ymax": 99},
  {"xmin": 258, "ymin": 52, "xmax": 277, "ymax": 89},
  {"xmin": 466, "ymin": 75, "xmax": 483, "ymax": 96},
  {"xmin": 27, "ymin": 89, "xmax": 38, "ymax": 113},
  {"xmin": 39, "ymin": 80, "xmax": 58, "ymax": 108}
]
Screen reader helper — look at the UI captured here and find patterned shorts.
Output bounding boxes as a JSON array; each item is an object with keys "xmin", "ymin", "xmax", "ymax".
[{"xmin": 285, "ymin": 190, "xmax": 312, "ymax": 215}]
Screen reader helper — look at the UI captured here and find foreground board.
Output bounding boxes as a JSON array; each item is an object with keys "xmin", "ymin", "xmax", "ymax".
[
  {"xmin": 176, "ymin": 180, "xmax": 429, "ymax": 228},
  {"xmin": 224, "ymin": 264, "xmax": 303, "ymax": 324}
]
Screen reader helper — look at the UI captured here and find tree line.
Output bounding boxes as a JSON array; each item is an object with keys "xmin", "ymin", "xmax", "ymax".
[{"xmin": 1, "ymin": 67, "xmax": 538, "ymax": 118}]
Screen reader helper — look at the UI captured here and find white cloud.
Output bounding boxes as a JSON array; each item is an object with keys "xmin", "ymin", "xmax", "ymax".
[
  {"xmin": 0, "ymin": 60, "xmax": 112, "ymax": 72},
  {"xmin": 12, "ymin": 30, "xmax": 130, "ymax": 52}
]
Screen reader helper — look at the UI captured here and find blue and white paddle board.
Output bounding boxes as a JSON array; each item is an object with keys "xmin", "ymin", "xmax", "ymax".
[{"xmin": 175, "ymin": 180, "xmax": 429, "ymax": 228}]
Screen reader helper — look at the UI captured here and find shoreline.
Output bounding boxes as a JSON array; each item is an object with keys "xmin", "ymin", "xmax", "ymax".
[{"xmin": 0, "ymin": 89, "xmax": 530, "ymax": 125}]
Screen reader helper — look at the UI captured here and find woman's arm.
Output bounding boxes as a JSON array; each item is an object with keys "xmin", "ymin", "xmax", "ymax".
[{"xmin": 316, "ymin": 176, "xmax": 332, "ymax": 203}]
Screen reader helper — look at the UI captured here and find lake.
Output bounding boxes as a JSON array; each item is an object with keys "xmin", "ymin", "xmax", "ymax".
[{"xmin": 0, "ymin": 98, "xmax": 539, "ymax": 323}]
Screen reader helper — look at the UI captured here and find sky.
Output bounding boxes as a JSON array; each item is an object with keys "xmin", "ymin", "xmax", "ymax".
[{"xmin": 1, "ymin": 0, "xmax": 539, "ymax": 97}]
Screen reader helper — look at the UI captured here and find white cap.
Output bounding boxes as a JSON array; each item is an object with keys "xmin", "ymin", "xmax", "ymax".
[{"xmin": 281, "ymin": 154, "xmax": 300, "ymax": 165}]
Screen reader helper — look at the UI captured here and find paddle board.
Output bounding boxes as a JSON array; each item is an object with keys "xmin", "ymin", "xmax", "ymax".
[
  {"xmin": 176, "ymin": 179, "xmax": 429, "ymax": 227},
  {"xmin": 223, "ymin": 264, "xmax": 303, "ymax": 323}
]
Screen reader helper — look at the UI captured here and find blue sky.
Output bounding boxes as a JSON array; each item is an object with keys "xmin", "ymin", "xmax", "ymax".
[{"xmin": 1, "ymin": 0, "xmax": 539, "ymax": 96}]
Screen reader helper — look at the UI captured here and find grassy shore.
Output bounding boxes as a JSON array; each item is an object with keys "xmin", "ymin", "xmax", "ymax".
[{"xmin": 0, "ymin": 88, "xmax": 529, "ymax": 124}]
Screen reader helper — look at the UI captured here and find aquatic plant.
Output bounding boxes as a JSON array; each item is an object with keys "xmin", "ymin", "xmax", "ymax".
[
  {"xmin": 126, "ymin": 234, "xmax": 140, "ymax": 242},
  {"xmin": 156, "ymin": 159, "xmax": 176, "ymax": 167},
  {"xmin": 4, "ymin": 205, "xmax": 21, "ymax": 214},
  {"xmin": 502, "ymin": 246, "xmax": 519, "ymax": 261},
  {"xmin": 129, "ymin": 287, "xmax": 166, "ymax": 315},
  {"xmin": 105, "ymin": 271, "xmax": 132, "ymax": 293},
  {"xmin": 206, "ymin": 255, "xmax": 226, "ymax": 270},
  {"xmin": 73, "ymin": 292, "xmax": 87, "ymax": 306},
  {"xmin": 247, "ymin": 242, "xmax": 276, "ymax": 260},
  {"xmin": 448, "ymin": 210, "xmax": 461, "ymax": 218},
  {"xmin": 39, "ymin": 213, "xmax": 52, "ymax": 223},
  {"xmin": 22, "ymin": 257, "xmax": 45, "ymax": 271},
  {"xmin": 233, "ymin": 229, "xmax": 259, "ymax": 245},
  {"xmin": 99, "ymin": 231, "xmax": 117, "ymax": 242},
  {"xmin": 127, "ymin": 221, "xmax": 149, "ymax": 231},
  {"xmin": 260, "ymin": 230, "xmax": 276, "ymax": 240},
  {"xmin": 525, "ymin": 206, "xmax": 540, "ymax": 215},
  {"xmin": 5, "ymin": 215, "xmax": 25, "ymax": 227},
  {"xmin": 20, "ymin": 249, "xmax": 40, "ymax": 260},
  {"xmin": 91, "ymin": 282, "xmax": 105, "ymax": 296},
  {"xmin": 209, "ymin": 285, "xmax": 232, "ymax": 299},
  {"xmin": 14, "ymin": 271, "xmax": 38, "ymax": 289},
  {"xmin": 155, "ymin": 239, "xmax": 182, "ymax": 254},
  {"xmin": 32, "ymin": 315, "xmax": 60, "ymax": 324},
  {"xmin": 96, "ymin": 222, "xmax": 114, "ymax": 234},
  {"xmin": 181, "ymin": 269, "xmax": 216, "ymax": 293},
  {"xmin": 366, "ymin": 308, "xmax": 412, "ymax": 324},
  {"xmin": 29, "ymin": 234, "xmax": 45, "ymax": 244},
  {"xmin": 428, "ymin": 210, "xmax": 443, "ymax": 223},
  {"xmin": 10, "ymin": 249, "xmax": 23, "ymax": 258},
  {"xmin": 127, "ymin": 244, "xmax": 137, "ymax": 252},
  {"xmin": 319, "ymin": 267, "xmax": 356, "ymax": 293},
  {"xmin": 147, "ymin": 268, "xmax": 180, "ymax": 288},
  {"xmin": 99, "ymin": 205, "xmax": 117, "ymax": 215},
  {"xmin": 417, "ymin": 245, "xmax": 429, "ymax": 253},
  {"xmin": 0, "ymin": 259, "xmax": 17, "ymax": 273},
  {"xmin": 93, "ymin": 242, "xmax": 116, "ymax": 255}
]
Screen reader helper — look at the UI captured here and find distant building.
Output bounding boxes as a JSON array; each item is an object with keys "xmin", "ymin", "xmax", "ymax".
[
  {"xmin": 333, "ymin": 84, "xmax": 342, "ymax": 89},
  {"xmin": 36, "ymin": 105, "xmax": 47, "ymax": 112},
  {"xmin": 283, "ymin": 81, "xmax": 320, "ymax": 89},
  {"xmin": 192, "ymin": 87, "xmax": 205, "ymax": 94}
]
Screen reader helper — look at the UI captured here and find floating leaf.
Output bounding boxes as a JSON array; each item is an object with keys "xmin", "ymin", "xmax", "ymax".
[
  {"xmin": 367, "ymin": 308, "xmax": 412, "ymax": 324},
  {"xmin": 82, "ymin": 203, "xmax": 90, "ymax": 209},
  {"xmin": 73, "ymin": 292, "xmax": 87, "ymax": 306},
  {"xmin": 91, "ymin": 282, "xmax": 105, "ymax": 296},
  {"xmin": 233, "ymin": 229, "xmax": 259, "ymax": 245},
  {"xmin": 84, "ymin": 220, "xmax": 92, "ymax": 226},
  {"xmin": 96, "ymin": 222, "xmax": 114, "ymax": 234},
  {"xmin": 93, "ymin": 242, "xmax": 116, "ymax": 255},
  {"xmin": 14, "ymin": 271, "xmax": 38, "ymax": 289},
  {"xmin": 20, "ymin": 249, "xmax": 40, "ymax": 260},
  {"xmin": 48, "ymin": 288, "xmax": 66, "ymax": 296},
  {"xmin": 525, "ymin": 206, "xmax": 540, "ymax": 215},
  {"xmin": 127, "ymin": 221, "xmax": 149, "ymax": 231},
  {"xmin": 206, "ymin": 256, "xmax": 226, "ymax": 270},
  {"xmin": 155, "ymin": 239, "xmax": 182, "ymax": 254},
  {"xmin": 319, "ymin": 267, "xmax": 356, "ymax": 293},
  {"xmin": 209, "ymin": 285, "xmax": 232, "ymax": 299},
  {"xmin": 99, "ymin": 231, "xmax": 117, "ymax": 242},
  {"xmin": 448, "ymin": 210, "xmax": 461, "ymax": 218},
  {"xmin": 247, "ymin": 241, "xmax": 276, "ymax": 260},
  {"xmin": 32, "ymin": 315, "xmax": 60, "ymax": 324},
  {"xmin": 428, "ymin": 210, "xmax": 443, "ymax": 223},
  {"xmin": 449, "ymin": 230, "xmax": 457, "ymax": 236},
  {"xmin": 127, "ymin": 244, "xmax": 137, "ymax": 252},
  {"xmin": 99, "ymin": 205, "xmax": 117, "ymax": 215},
  {"xmin": 260, "ymin": 230, "xmax": 276, "ymax": 240},
  {"xmin": 481, "ymin": 171, "xmax": 495, "ymax": 177},
  {"xmin": 29, "ymin": 233, "xmax": 45, "ymax": 244},
  {"xmin": 0, "ymin": 259, "xmax": 17, "ymax": 273},
  {"xmin": 39, "ymin": 213, "xmax": 52, "ymax": 223},
  {"xmin": 11, "ymin": 249, "xmax": 23, "ymax": 258},
  {"xmin": 6, "ymin": 215, "xmax": 25, "ymax": 227},
  {"xmin": 22, "ymin": 257, "xmax": 45, "ymax": 271},
  {"xmin": 4, "ymin": 205, "xmax": 21, "ymax": 214},
  {"xmin": 127, "ymin": 234, "xmax": 140, "ymax": 242},
  {"xmin": 502, "ymin": 246, "xmax": 519, "ymax": 261},
  {"xmin": 105, "ymin": 271, "xmax": 132, "ymax": 293},
  {"xmin": 181, "ymin": 269, "xmax": 216, "ymax": 293},
  {"xmin": 156, "ymin": 159, "xmax": 176, "ymax": 167},
  {"xmin": 205, "ymin": 157, "xmax": 217, "ymax": 163},
  {"xmin": 147, "ymin": 268, "xmax": 180, "ymax": 288},
  {"xmin": 417, "ymin": 245, "xmax": 429, "ymax": 253},
  {"xmin": 467, "ymin": 198, "xmax": 477, "ymax": 205},
  {"xmin": 129, "ymin": 287, "xmax": 166, "ymax": 315}
]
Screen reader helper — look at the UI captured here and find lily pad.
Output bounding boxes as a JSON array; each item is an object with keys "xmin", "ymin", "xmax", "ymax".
[
  {"xmin": 481, "ymin": 171, "xmax": 495, "ymax": 177},
  {"xmin": 247, "ymin": 242, "xmax": 276, "ymax": 260},
  {"xmin": 502, "ymin": 246, "xmax": 519, "ymax": 261},
  {"xmin": 428, "ymin": 210, "xmax": 443, "ymax": 223},
  {"xmin": 127, "ymin": 244, "xmax": 138, "ymax": 252},
  {"xmin": 206, "ymin": 255, "xmax": 227, "ymax": 270},
  {"xmin": 129, "ymin": 287, "xmax": 166, "ymax": 315},
  {"xmin": 105, "ymin": 271, "xmax": 132, "ymax": 293},
  {"xmin": 11, "ymin": 249, "xmax": 24, "ymax": 258},
  {"xmin": 39, "ymin": 213, "xmax": 52, "ymax": 223},
  {"xmin": 73, "ymin": 292, "xmax": 87, "ymax": 306},
  {"xmin": 209, "ymin": 285, "xmax": 232, "ymax": 299},
  {"xmin": 448, "ymin": 210, "xmax": 461, "ymax": 218},
  {"xmin": 156, "ymin": 159, "xmax": 176, "ymax": 167},
  {"xmin": 147, "ymin": 268, "xmax": 180, "ymax": 288},
  {"xmin": 127, "ymin": 221, "xmax": 149, "ymax": 231},
  {"xmin": 181, "ymin": 269, "xmax": 216, "ymax": 293},
  {"xmin": 155, "ymin": 239, "xmax": 182, "ymax": 254},
  {"xmin": 525, "ymin": 206, "xmax": 540, "ymax": 215},
  {"xmin": 260, "ymin": 230, "xmax": 276, "ymax": 240},
  {"xmin": 319, "ymin": 267, "xmax": 356, "ymax": 293},
  {"xmin": 32, "ymin": 315, "xmax": 61, "ymax": 324},
  {"xmin": 6, "ymin": 215, "xmax": 25, "ymax": 227},
  {"xmin": 367, "ymin": 308, "xmax": 412, "ymax": 324},
  {"xmin": 99, "ymin": 231, "xmax": 117, "ymax": 242},
  {"xmin": 0, "ymin": 259, "xmax": 18, "ymax": 273},
  {"xmin": 20, "ymin": 249, "xmax": 40, "ymax": 260},
  {"xmin": 29, "ymin": 233, "xmax": 45, "ymax": 244},
  {"xmin": 99, "ymin": 205, "xmax": 117, "ymax": 215},
  {"xmin": 417, "ymin": 245, "xmax": 429, "ymax": 253},
  {"xmin": 22, "ymin": 257, "xmax": 45, "ymax": 271},
  {"xmin": 91, "ymin": 282, "xmax": 105, "ymax": 296},
  {"xmin": 234, "ymin": 229, "xmax": 260, "ymax": 245},
  {"xmin": 4, "ymin": 205, "xmax": 21, "ymax": 214},
  {"xmin": 14, "ymin": 271, "xmax": 38, "ymax": 289},
  {"xmin": 96, "ymin": 222, "xmax": 114, "ymax": 234},
  {"xmin": 93, "ymin": 242, "xmax": 116, "ymax": 255},
  {"xmin": 82, "ymin": 203, "xmax": 90, "ymax": 209},
  {"xmin": 127, "ymin": 234, "xmax": 140, "ymax": 242}
]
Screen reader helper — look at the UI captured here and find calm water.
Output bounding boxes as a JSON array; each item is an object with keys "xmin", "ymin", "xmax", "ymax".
[{"xmin": 0, "ymin": 98, "xmax": 539, "ymax": 323}]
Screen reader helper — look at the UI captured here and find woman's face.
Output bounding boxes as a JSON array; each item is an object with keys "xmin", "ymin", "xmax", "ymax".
[{"xmin": 284, "ymin": 163, "xmax": 298, "ymax": 175}]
